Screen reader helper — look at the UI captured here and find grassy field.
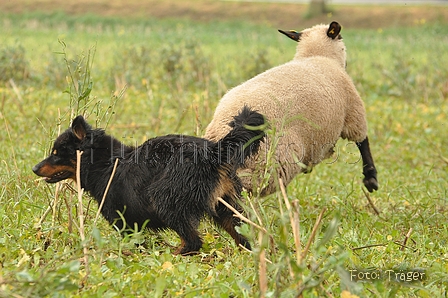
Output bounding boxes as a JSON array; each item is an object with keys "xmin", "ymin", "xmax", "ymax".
[{"xmin": 1, "ymin": 1, "xmax": 447, "ymax": 297}]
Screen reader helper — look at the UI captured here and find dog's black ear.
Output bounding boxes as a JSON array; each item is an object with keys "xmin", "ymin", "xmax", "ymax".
[
  {"xmin": 71, "ymin": 116, "xmax": 89, "ymax": 141},
  {"xmin": 327, "ymin": 21, "xmax": 342, "ymax": 39}
]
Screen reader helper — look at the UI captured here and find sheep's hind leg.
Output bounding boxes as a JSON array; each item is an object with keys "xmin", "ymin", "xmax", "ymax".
[{"xmin": 356, "ymin": 137, "xmax": 378, "ymax": 192}]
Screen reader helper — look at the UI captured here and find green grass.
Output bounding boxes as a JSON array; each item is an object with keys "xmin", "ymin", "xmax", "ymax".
[{"xmin": 1, "ymin": 11, "xmax": 447, "ymax": 297}]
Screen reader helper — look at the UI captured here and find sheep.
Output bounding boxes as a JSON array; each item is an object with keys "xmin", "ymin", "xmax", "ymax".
[{"xmin": 204, "ymin": 21, "xmax": 378, "ymax": 196}]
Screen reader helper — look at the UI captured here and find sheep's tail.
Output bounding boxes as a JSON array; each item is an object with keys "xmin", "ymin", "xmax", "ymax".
[{"xmin": 215, "ymin": 106, "xmax": 266, "ymax": 167}]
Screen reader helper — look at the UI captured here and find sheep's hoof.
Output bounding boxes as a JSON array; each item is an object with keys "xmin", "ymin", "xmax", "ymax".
[{"xmin": 363, "ymin": 177, "xmax": 378, "ymax": 192}]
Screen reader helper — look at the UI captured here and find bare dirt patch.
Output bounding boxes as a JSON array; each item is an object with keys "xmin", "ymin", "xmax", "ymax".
[{"xmin": 1, "ymin": 0, "xmax": 447, "ymax": 29}]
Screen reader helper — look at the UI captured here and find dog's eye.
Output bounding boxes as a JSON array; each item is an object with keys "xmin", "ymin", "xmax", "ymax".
[{"xmin": 52, "ymin": 149, "xmax": 58, "ymax": 155}]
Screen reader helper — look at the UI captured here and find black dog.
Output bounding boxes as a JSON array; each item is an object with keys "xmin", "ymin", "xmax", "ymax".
[{"xmin": 33, "ymin": 107, "xmax": 265, "ymax": 255}]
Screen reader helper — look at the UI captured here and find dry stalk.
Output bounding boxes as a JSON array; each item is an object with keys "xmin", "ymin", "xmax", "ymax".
[
  {"xmin": 37, "ymin": 205, "xmax": 52, "ymax": 227},
  {"xmin": 320, "ymin": 284, "xmax": 334, "ymax": 298},
  {"xmin": 279, "ymin": 178, "xmax": 302, "ymax": 264},
  {"xmin": 37, "ymin": 109, "xmax": 67, "ymax": 232},
  {"xmin": 301, "ymin": 207, "xmax": 326, "ymax": 260},
  {"xmin": 217, "ymin": 197, "xmax": 267, "ymax": 233},
  {"xmin": 247, "ymin": 194, "xmax": 263, "ymax": 227},
  {"xmin": 401, "ymin": 227, "xmax": 413, "ymax": 251},
  {"xmin": 238, "ymin": 244, "xmax": 273, "ymax": 264},
  {"xmin": 63, "ymin": 190, "xmax": 74, "ymax": 234},
  {"xmin": 351, "ymin": 243, "xmax": 387, "ymax": 251},
  {"xmin": 258, "ymin": 231, "xmax": 267, "ymax": 298},
  {"xmin": 291, "ymin": 200, "xmax": 301, "ymax": 260},
  {"xmin": 194, "ymin": 104, "xmax": 202, "ymax": 136},
  {"xmin": 217, "ymin": 197, "xmax": 273, "ymax": 266},
  {"xmin": 0, "ymin": 92, "xmax": 5, "ymax": 113},
  {"xmin": 276, "ymin": 180, "xmax": 294, "ymax": 278},
  {"xmin": 440, "ymin": 154, "xmax": 448, "ymax": 165},
  {"xmin": 392, "ymin": 241, "xmax": 416, "ymax": 251},
  {"xmin": 362, "ymin": 187, "xmax": 380, "ymax": 216},
  {"xmin": 51, "ymin": 182, "xmax": 62, "ymax": 232},
  {"xmin": 9, "ymin": 78, "xmax": 24, "ymax": 114},
  {"xmin": 76, "ymin": 150, "xmax": 89, "ymax": 281},
  {"xmin": 3, "ymin": 117, "xmax": 19, "ymax": 176},
  {"xmin": 94, "ymin": 158, "xmax": 120, "ymax": 225}
]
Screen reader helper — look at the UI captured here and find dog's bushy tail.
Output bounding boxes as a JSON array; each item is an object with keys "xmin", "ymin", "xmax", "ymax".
[{"xmin": 216, "ymin": 106, "xmax": 266, "ymax": 166}]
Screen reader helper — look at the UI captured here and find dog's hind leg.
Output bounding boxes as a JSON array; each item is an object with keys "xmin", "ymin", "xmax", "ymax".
[
  {"xmin": 213, "ymin": 195, "xmax": 251, "ymax": 251},
  {"xmin": 171, "ymin": 221, "xmax": 203, "ymax": 256}
]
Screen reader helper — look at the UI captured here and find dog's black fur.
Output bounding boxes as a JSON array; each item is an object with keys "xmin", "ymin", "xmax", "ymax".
[{"xmin": 33, "ymin": 107, "xmax": 265, "ymax": 255}]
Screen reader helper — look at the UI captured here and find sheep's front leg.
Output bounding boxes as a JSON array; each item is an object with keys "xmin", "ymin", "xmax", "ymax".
[{"xmin": 356, "ymin": 137, "xmax": 378, "ymax": 192}]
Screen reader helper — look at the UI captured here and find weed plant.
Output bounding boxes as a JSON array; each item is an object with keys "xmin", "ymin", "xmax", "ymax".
[
  {"xmin": 0, "ymin": 41, "xmax": 29, "ymax": 82},
  {"xmin": 0, "ymin": 11, "xmax": 447, "ymax": 297}
]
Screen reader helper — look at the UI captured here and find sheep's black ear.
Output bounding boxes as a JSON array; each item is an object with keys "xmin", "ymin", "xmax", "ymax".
[
  {"xmin": 71, "ymin": 115, "xmax": 89, "ymax": 141},
  {"xmin": 278, "ymin": 29, "xmax": 302, "ymax": 42},
  {"xmin": 327, "ymin": 21, "xmax": 342, "ymax": 39}
]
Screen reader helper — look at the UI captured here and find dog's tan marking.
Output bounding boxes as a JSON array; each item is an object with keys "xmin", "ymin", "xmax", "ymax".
[
  {"xmin": 36, "ymin": 163, "xmax": 76, "ymax": 180},
  {"xmin": 210, "ymin": 166, "xmax": 238, "ymax": 209}
]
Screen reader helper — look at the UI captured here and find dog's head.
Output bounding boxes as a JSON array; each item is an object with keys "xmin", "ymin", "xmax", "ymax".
[{"xmin": 32, "ymin": 116, "xmax": 91, "ymax": 183}]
